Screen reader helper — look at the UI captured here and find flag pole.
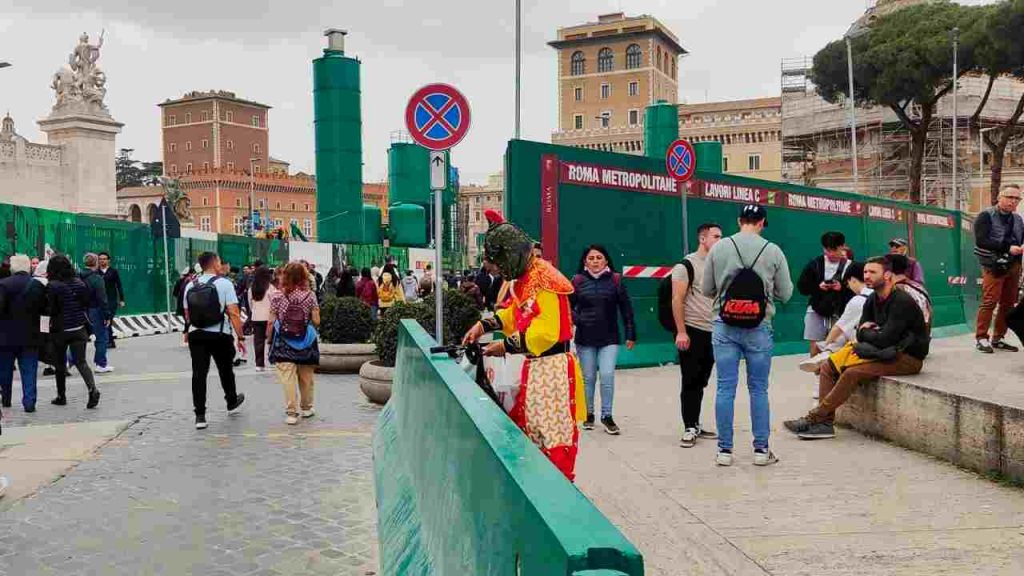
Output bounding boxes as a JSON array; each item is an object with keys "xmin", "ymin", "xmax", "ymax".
[{"xmin": 161, "ymin": 201, "xmax": 173, "ymax": 334}]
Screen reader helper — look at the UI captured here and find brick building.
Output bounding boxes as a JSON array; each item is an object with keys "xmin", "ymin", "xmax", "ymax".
[{"xmin": 550, "ymin": 13, "xmax": 686, "ymax": 154}]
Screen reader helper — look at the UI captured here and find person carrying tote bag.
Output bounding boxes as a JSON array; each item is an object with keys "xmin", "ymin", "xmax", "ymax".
[{"xmin": 267, "ymin": 262, "xmax": 321, "ymax": 426}]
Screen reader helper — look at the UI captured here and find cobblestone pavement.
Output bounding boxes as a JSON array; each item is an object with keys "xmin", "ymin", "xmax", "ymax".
[{"xmin": 0, "ymin": 333, "xmax": 380, "ymax": 576}]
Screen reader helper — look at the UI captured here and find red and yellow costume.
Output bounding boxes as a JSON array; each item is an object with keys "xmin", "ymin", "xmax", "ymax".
[{"xmin": 482, "ymin": 258, "xmax": 586, "ymax": 481}]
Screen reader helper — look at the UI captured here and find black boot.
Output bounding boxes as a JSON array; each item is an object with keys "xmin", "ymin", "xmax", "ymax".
[
  {"xmin": 52, "ymin": 382, "xmax": 67, "ymax": 406},
  {"xmin": 86, "ymin": 389, "xmax": 100, "ymax": 409}
]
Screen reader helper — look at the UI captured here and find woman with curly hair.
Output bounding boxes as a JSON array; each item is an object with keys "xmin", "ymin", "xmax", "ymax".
[
  {"xmin": 46, "ymin": 254, "xmax": 100, "ymax": 408},
  {"xmin": 267, "ymin": 262, "xmax": 321, "ymax": 425}
]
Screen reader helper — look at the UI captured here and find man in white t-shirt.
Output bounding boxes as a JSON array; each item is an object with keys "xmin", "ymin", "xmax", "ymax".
[
  {"xmin": 672, "ymin": 223, "xmax": 723, "ymax": 448},
  {"xmin": 182, "ymin": 251, "xmax": 247, "ymax": 430},
  {"xmin": 799, "ymin": 261, "xmax": 872, "ymax": 375}
]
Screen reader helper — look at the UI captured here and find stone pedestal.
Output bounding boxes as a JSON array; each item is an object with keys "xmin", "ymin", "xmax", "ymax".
[{"xmin": 37, "ymin": 112, "xmax": 123, "ymax": 216}]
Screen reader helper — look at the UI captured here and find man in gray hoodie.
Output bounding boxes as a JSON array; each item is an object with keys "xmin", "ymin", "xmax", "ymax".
[{"xmin": 702, "ymin": 204, "xmax": 793, "ymax": 467}]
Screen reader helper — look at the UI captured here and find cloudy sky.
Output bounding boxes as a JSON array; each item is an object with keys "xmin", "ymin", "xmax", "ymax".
[{"xmin": 0, "ymin": 0, "xmax": 938, "ymax": 184}]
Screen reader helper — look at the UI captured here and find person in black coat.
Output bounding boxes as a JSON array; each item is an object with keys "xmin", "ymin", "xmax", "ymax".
[
  {"xmin": 570, "ymin": 244, "xmax": 636, "ymax": 435},
  {"xmin": 797, "ymin": 231, "xmax": 854, "ymax": 354},
  {"xmin": 0, "ymin": 254, "xmax": 48, "ymax": 412},
  {"xmin": 475, "ymin": 263, "xmax": 504, "ymax": 310}
]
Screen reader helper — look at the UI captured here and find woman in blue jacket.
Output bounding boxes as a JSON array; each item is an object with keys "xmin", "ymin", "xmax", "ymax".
[{"xmin": 570, "ymin": 245, "xmax": 636, "ymax": 435}]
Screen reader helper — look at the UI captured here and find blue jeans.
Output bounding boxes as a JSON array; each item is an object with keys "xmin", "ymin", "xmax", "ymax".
[
  {"xmin": 88, "ymin": 307, "xmax": 108, "ymax": 368},
  {"xmin": 712, "ymin": 320, "xmax": 774, "ymax": 452},
  {"xmin": 577, "ymin": 344, "xmax": 618, "ymax": 419},
  {"xmin": 0, "ymin": 346, "xmax": 39, "ymax": 409}
]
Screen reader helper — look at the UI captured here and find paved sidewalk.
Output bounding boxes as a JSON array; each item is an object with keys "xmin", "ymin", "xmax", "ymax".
[
  {"xmin": 0, "ymin": 333, "xmax": 380, "ymax": 576},
  {"xmin": 576, "ymin": 353, "xmax": 1024, "ymax": 576}
]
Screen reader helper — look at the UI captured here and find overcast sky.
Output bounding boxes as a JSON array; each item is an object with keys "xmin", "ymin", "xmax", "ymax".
[{"xmin": 0, "ymin": 0, "xmax": 978, "ymax": 184}]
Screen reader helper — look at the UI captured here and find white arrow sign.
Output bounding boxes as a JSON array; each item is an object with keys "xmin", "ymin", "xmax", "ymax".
[{"xmin": 430, "ymin": 151, "xmax": 447, "ymax": 191}]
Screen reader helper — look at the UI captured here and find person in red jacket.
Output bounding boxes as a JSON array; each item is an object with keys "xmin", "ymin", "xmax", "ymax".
[{"xmin": 355, "ymin": 267, "xmax": 379, "ymax": 320}]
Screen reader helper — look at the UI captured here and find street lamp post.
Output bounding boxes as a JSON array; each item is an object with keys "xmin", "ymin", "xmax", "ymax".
[
  {"xmin": 844, "ymin": 22, "xmax": 869, "ymax": 195},
  {"xmin": 952, "ymin": 27, "xmax": 960, "ymax": 211},
  {"xmin": 514, "ymin": 0, "xmax": 521, "ymax": 140}
]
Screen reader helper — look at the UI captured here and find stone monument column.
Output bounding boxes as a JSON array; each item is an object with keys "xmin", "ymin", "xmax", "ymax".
[{"xmin": 37, "ymin": 31, "xmax": 123, "ymax": 216}]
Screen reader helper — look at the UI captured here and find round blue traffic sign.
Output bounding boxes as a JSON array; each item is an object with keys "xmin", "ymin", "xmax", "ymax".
[
  {"xmin": 405, "ymin": 83, "xmax": 472, "ymax": 151},
  {"xmin": 666, "ymin": 139, "xmax": 696, "ymax": 182}
]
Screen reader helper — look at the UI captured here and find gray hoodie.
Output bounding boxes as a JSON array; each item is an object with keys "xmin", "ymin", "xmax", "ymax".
[{"xmin": 701, "ymin": 231, "xmax": 794, "ymax": 323}]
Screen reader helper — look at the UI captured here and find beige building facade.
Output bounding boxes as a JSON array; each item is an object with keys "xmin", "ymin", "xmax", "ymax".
[
  {"xmin": 550, "ymin": 13, "xmax": 685, "ymax": 154},
  {"xmin": 458, "ymin": 171, "xmax": 504, "ymax": 266},
  {"xmin": 678, "ymin": 97, "xmax": 783, "ymax": 181}
]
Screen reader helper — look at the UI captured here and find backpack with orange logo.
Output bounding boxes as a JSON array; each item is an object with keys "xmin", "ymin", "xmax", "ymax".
[{"xmin": 720, "ymin": 239, "xmax": 770, "ymax": 329}]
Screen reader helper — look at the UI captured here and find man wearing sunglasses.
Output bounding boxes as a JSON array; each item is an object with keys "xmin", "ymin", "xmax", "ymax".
[{"xmin": 974, "ymin": 184, "xmax": 1024, "ymax": 353}]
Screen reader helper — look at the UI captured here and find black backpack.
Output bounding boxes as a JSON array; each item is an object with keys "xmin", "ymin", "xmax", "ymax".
[
  {"xmin": 720, "ymin": 239, "xmax": 771, "ymax": 329},
  {"xmin": 658, "ymin": 259, "xmax": 694, "ymax": 333},
  {"xmin": 187, "ymin": 276, "xmax": 226, "ymax": 329}
]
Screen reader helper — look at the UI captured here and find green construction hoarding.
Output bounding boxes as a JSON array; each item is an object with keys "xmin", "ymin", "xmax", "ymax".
[{"xmin": 505, "ymin": 140, "xmax": 975, "ymax": 368}]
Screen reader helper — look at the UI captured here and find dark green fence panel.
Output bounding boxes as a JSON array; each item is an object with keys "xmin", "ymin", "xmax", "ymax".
[{"xmin": 911, "ymin": 211, "xmax": 964, "ymax": 329}]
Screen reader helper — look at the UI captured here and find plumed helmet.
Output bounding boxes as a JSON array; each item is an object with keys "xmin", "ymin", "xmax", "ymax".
[{"xmin": 482, "ymin": 210, "xmax": 534, "ymax": 279}]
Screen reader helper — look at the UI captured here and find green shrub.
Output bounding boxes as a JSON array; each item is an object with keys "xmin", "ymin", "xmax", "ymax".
[
  {"xmin": 371, "ymin": 301, "xmax": 436, "ymax": 367},
  {"xmin": 423, "ymin": 289, "xmax": 482, "ymax": 347},
  {"xmin": 320, "ymin": 296, "xmax": 374, "ymax": 344}
]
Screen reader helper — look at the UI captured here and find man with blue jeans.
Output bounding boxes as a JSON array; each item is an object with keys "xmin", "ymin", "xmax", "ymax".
[
  {"xmin": 0, "ymin": 254, "xmax": 48, "ymax": 412},
  {"xmin": 80, "ymin": 253, "xmax": 112, "ymax": 373},
  {"xmin": 702, "ymin": 205, "xmax": 793, "ymax": 467}
]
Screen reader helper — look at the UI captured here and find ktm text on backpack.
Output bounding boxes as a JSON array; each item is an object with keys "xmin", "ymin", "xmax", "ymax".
[
  {"xmin": 187, "ymin": 277, "xmax": 226, "ymax": 329},
  {"xmin": 720, "ymin": 239, "xmax": 770, "ymax": 329}
]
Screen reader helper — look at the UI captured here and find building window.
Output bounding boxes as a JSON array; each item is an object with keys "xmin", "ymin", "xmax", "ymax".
[
  {"xmin": 597, "ymin": 47, "xmax": 613, "ymax": 72},
  {"xmin": 233, "ymin": 217, "xmax": 244, "ymax": 235},
  {"xmin": 202, "ymin": 139, "xmax": 209, "ymax": 149},
  {"xmin": 291, "ymin": 202, "xmax": 296, "ymax": 210},
  {"xmin": 305, "ymin": 203, "xmax": 310, "ymax": 211},
  {"xmin": 200, "ymin": 216, "xmax": 211, "ymax": 232},
  {"xmin": 626, "ymin": 44, "xmax": 642, "ymax": 69},
  {"xmin": 671, "ymin": 58, "xmax": 677, "ymax": 79},
  {"xmin": 274, "ymin": 218, "xmax": 283, "ymax": 228},
  {"xmin": 253, "ymin": 143, "xmax": 261, "ymax": 154},
  {"xmin": 185, "ymin": 141, "xmax": 192, "ymax": 151},
  {"xmin": 599, "ymin": 112, "xmax": 610, "ymax": 128},
  {"xmin": 748, "ymin": 155, "xmax": 761, "ymax": 171},
  {"xmin": 235, "ymin": 198, "xmax": 241, "ymax": 207},
  {"xmin": 656, "ymin": 47, "xmax": 662, "ymax": 70},
  {"xmin": 226, "ymin": 162, "xmax": 234, "ymax": 170},
  {"xmin": 601, "ymin": 83, "xmax": 610, "ymax": 99},
  {"xmin": 574, "ymin": 87, "xmax": 583, "ymax": 101},
  {"xmin": 171, "ymin": 164, "xmax": 177, "ymax": 174},
  {"xmin": 201, "ymin": 111, "xmax": 209, "ymax": 122},
  {"xmin": 185, "ymin": 112, "xmax": 192, "ymax": 123},
  {"xmin": 290, "ymin": 218, "xmax": 298, "ymax": 229},
  {"xmin": 169, "ymin": 143, "xmax": 176, "ymax": 152},
  {"xmin": 259, "ymin": 199, "xmax": 265, "ymax": 209},
  {"xmin": 254, "ymin": 165, "xmax": 261, "ymax": 174},
  {"xmin": 574, "ymin": 114, "xmax": 584, "ymax": 130},
  {"xmin": 276, "ymin": 202, "xmax": 281, "ymax": 210},
  {"xmin": 226, "ymin": 140, "xmax": 234, "ymax": 151},
  {"xmin": 252, "ymin": 115, "xmax": 260, "ymax": 127},
  {"xmin": 475, "ymin": 211, "xmax": 481, "ymax": 222},
  {"xmin": 723, "ymin": 157, "xmax": 730, "ymax": 172},
  {"xmin": 226, "ymin": 111, "xmax": 233, "ymax": 122},
  {"xmin": 168, "ymin": 115, "xmax": 176, "ymax": 125},
  {"xmin": 303, "ymin": 219, "xmax": 312, "ymax": 237},
  {"xmin": 202, "ymin": 162, "xmax": 210, "ymax": 171},
  {"xmin": 186, "ymin": 162, "xmax": 193, "ymax": 173},
  {"xmin": 570, "ymin": 51, "xmax": 585, "ymax": 76},
  {"xmin": 629, "ymin": 81, "xmax": 639, "ymax": 97},
  {"xmin": 202, "ymin": 196, "xmax": 208, "ymax": 207},
  {"xmin": 628, "ymin": 109, "xmax": 639, "ymax": 126}
]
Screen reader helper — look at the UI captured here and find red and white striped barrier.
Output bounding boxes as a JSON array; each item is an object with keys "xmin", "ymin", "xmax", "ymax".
[
  {"xmin": 947, "ymin": 276, "xmax": 968, "ymax": 286},
  {"xmin": 622, "ymin": 265, "xmax": 674, "ymax": 279}
]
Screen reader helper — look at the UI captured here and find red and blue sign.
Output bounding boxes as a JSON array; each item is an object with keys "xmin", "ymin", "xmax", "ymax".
[
  {"xmin": 666, "ymin": 139, "xmax": 696, "ymax": 183},
  {"xmin": 405, "ymin": 83, "xmax": 472, "ymax": 151}
]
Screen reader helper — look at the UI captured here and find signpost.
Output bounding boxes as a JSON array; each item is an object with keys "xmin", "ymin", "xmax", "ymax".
[
  {"xmin": 666, "ymin": 139, "xmax": 697, "ymax": 254},
  {"xmin": 406, "ymin": 83, "xmax": 471, "ymax": 345}
]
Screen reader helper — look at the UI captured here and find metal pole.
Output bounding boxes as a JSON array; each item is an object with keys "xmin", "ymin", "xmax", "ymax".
[
  {"xmin": 514, "ymin": 0, "xmax": 522, "ymax": 140},
  {"xmin": 681, "ymin": 182, "xmax": 689, "ymax": 255},
  {"xmin": 952, "ymin": 28, "xmax": 960, "ymax": 211},
  {"xmin": 846, "ymin": 37, "xmax": 859, "ymax": 194},
  {"xmin": 249, "ymin": 161, "xmax": 256, "ymax": 236},
  {"xmin": 434, "ymin": 188, "xmax": 444, "ymax": 345},
  {"xmin": 161, "ymin": 202, "xmax": 172, "ymax": 334}
]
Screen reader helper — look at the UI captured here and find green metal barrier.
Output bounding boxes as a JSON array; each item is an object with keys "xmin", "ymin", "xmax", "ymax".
[{"xmin": 374, "ymin": 320, "xmax": 644, "ymax": 576}]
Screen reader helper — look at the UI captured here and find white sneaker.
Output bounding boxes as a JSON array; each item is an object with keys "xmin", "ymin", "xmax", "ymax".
[
  {"xmin": 716, "ymin": 451, "xmax": 733, "ymax": 466},
  {"xmin": 799, "ymin": 351, "xmax": 830, "ymax": 374},
  {"xmin": 753, "ymin": 450, "xmax": 779, "ymax": 466},
  {"xmin": 286, "ymin": 415, "xmax": 299, "ymax": 425},
  {"xmin": 301, "ymin": 409, "xmax": 316, "ymax": 418},
  {"xmin": 95, "ymin": 365, "xmax": 115, "ymax": 374},
  {"xmin": 680, "ymin": 428, "xmax": 698, "ymax": 448},
  {"xmin": 0, "ymin": 476, "xmax": 9, "ymax": 499},
  {"xmin": 255, "ymin": 366, "xmax": 266, "ymax": 373}
]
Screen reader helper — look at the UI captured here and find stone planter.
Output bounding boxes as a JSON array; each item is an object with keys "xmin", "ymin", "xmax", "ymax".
[
  {"xmin": 316, "ymin": 343, "xmax": 377, "ymax": 374},
  {"xmin": 359, "ymin": 360, "xmax": 394, "ymax": 405}
]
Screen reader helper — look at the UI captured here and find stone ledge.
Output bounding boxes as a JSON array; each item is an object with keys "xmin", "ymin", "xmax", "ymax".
[{"xmin": 836, "ymin": 374, "xmax": 1024, "ymax": 483}]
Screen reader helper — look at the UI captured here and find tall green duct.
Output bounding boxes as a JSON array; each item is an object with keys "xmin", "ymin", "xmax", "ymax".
[
  {"xmin": 644, "ymin": 100, "xmax": 679, "ymax": 159},
  {"xmin": 693, "ymin": 141, "xmax": 723, "ymax": 174},
  {"xmin": 387, "ymin": 143, "xmax": 430, "ymax": 206},
  {"xmin": 314, "ymin": 29, "xmax": 365, "ymax": 243}
]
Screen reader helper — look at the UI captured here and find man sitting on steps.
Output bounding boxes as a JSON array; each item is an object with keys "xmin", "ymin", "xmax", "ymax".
[{"xmin": 785, "ymin": 256, "xmax": 930, "ymax": 440}]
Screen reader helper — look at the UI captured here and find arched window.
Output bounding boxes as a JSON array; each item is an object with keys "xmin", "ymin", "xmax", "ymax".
[
  {"xmin": 598, "ymin": 47, "xmax": 613, "ymax": 72},
  {"xmin": 129, "ymin": 204, "xmax": 142, "ymax": 223},
  {"xmin": 671, "ymin": 58, "xmax": 677, "ymax": 79},
  {"xmin": 147, "ymin": 204, "xmax": 158, "ymax": 224},
  {"xmin": 626, "ymin": 44, "xmax": 642, "ymax": 69},
  {"xmin": 570, "ymin": 51, "xmax": 585, "ymax": 76},
  {"xmin": 656, "ymin": 47, "xmax": 662, "ymax": 70}
]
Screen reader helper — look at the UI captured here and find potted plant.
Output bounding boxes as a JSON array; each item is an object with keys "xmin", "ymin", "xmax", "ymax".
[
  {"xmin": 359, "ymin": 290, "xmax": 482, "ymax": 405},
  {"xmin": 317, "ymin": 296, "xmax": 377, "ymax": 374},
  {"xmin": 360, "ymin": 300, "xmax": 435, "ymax": 405}
]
